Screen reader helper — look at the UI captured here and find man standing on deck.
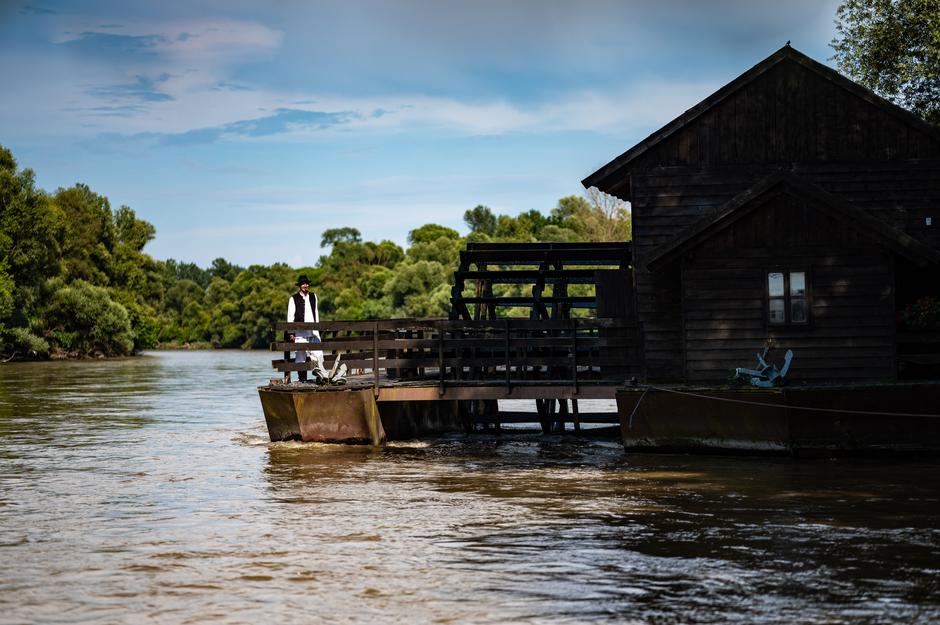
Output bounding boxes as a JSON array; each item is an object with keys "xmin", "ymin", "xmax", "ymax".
[{"xmin": 287, "ymin": 274, "xmax": 324, "ymax": 382}]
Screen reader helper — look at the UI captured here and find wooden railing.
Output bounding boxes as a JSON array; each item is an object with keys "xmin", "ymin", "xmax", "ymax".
[
  {"xmin": 450, "ymin": 242, "xmax": 633, "ymax": 321},
  {"xmin": 271, "ymin": 317, "xmax": 642, "ymax": 395}
]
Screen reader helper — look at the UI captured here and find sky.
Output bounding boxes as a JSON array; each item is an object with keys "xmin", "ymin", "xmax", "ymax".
[{"xmin": 0, "ymin": 0, "xmax": 841, "ymax": 268}]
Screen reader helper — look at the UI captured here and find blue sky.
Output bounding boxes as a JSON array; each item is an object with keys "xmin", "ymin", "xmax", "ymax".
[{"xmin": 0, "ymin": 0, "xmax": 840, "ymax": 267}]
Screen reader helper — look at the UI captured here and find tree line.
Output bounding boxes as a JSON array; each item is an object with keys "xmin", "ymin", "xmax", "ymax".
[{"xmin": 0, "ymin": 144, "xmax": 630, "ymax": 359}]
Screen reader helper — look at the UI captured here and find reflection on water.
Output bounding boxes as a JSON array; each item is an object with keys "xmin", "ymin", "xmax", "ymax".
[{"xmin": 1, "ymin": 351, "xmax": 938, "ymax": 624}]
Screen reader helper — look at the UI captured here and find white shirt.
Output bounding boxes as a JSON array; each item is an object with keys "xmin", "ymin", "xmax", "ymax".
[{"xmin": 287, "ymin": 292, "xmax": 319, "ymax": 323}]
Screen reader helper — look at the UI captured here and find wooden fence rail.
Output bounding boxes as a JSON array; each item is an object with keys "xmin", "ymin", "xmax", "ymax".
[{"xmin": 271, "ymin": 317, "xmax": 642, "ymax": 396}]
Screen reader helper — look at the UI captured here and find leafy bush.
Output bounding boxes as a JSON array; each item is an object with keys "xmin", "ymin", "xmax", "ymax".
[
  {"xmin": 42, "ymin": 280, "xmax": 134, "ymax": 355},
  {"xmin": 3, "ymin": 327, "xmax": 50, "ymax": 358}
]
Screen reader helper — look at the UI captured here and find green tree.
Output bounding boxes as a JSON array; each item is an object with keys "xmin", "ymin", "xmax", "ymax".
[
  {"xmin": 494, "ymin": 214, "xmax": 537, "ymax": 241},
  {"xmin": 106, "ymin": 284, "xmax": 160, "ymax": 351},
  {"xmin": 408, "ymin": 223, "xmax": 460, "ymax": 245},
  {"xmin": 551, "ymin": 195, "xmax": 590, "ymax": 224},
  {"xmin": 163, "ymin": 259, "xmax": 212, "ymax": 289},
  {"xmin": 407, "ymin": 235, "xmax": 462, "ymax": 267},
  {"xmin": 228, "ymin": 263, "xmax": 295, "ymax": 348},
  {"xmin": 321, "ymin": 227, "xmax": 362, "ymax": 248},
  {"xmin": 831, "ymin": 0, "xmax": 940, "ymax": 125},
  {"xmin": 165, "ymin": 279, "xmax": 204, "ymax": 315},
  {"xmin": 0, "ymin": 260, "xmax": 14, "ymax": 337},
  {"xmin": 384, "ymin": 260, "xmax": 451, "ymax": 316},
  {"xmin": 110, "ymin": 206, "xmax": 164, "ymax": 318},
  {"xmin": 0, "ymin": 149, "xmax": 57, "ymax": 289},
  {"xmin": 537, "ymin": 224, "xmax": 579, "ymax": 242},
  {"xmin": 40, "ymin": 279, "xmax": 135, "ymax": 356},
  {"xmin": 573, "ymin": 187, "xmax": 632, "ymax": 242},
  {"xmin": 114, "ymin": 205, "xmax": 155, "ymax": 252},
  {"xmin": 369, "ymin": 240, "xmax": 405, "ymax": 268},
  {"xmin": 52, "ymin": 184, "xmax": 115, "ymax": 285},
  {"xmin": 209, "ymin": 257, "xmax": 243, "ymax": 283},
  {"xmin": 0, "ymin": 146, "xmax": 60, "ymax": 343},
  {"xmin": 203, "ymin": 276, "xmax": 242, "ymax": 347},
  {"xmin": 549, "ymin": 189, "xmax": 631, "ymax": 242},
  {"xmin": 463, "ymin": 205, "xmax": 497, "ymax": 236}
]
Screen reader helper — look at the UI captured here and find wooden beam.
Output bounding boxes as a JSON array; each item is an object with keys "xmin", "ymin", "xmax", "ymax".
[{"xmin": 376, "ymin": 385, "xmax": 621, "ymax": 401}]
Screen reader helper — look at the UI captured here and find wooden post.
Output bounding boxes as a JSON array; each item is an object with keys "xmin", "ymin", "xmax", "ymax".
[
  {"xmin": 283, "ymin": 329, "xmax": 291, "ymax": 383},
  {"xmin": 558, "ymin": 399, "xmax": 568, "ymax": 433},
  {"xmin": 454, "ymin": 400, "xmax": 469, "ymax": 435},
  {"xmin": 493, "ymin": 399, "xmax": 502, "ymax": 434},
  {"xmin": 438, "ymin": 319, "xmax": 445, "ymax": 396},
  {"xmin": 504, "ymin": 318, "xmax": 511, "ymax": 393},
  {"xmin": 373, "ymin": 321, "xmax": 379, "ymax": 397},
  {"xmin": 571, "ymin": 318, "xmax": 579, "ymax": 395}
]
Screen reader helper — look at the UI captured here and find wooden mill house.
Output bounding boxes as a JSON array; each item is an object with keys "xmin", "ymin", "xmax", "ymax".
[
  {"xmin": 260, "ymin": 45, "xmax": 940, "ymax": 450},
  {"xmin": 583, "ymin": 44, "xmax": 940, "ymax": 384}
]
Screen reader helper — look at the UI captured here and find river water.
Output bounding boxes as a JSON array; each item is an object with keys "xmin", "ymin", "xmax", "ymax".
[{"xmin": 1, "ymin": 350, "xmax": 938, "ymax": 624}]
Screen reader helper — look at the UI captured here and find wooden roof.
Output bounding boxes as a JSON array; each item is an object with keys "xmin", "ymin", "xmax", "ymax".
[
  {"xmin": 582, "ymin": 45, "xmax": 940, "ymax": 199},
  {"xmin": 644, "ymin": 171, "xmax": 940, "ymax": 271}
]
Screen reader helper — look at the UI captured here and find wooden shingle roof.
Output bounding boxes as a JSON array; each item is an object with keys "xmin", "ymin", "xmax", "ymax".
[{"xmin": 582, "ymin": 45, "xmax": 940, "ymax": 199}]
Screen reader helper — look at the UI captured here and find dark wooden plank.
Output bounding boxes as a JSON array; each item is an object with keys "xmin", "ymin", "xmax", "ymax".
[
  {"xmin": 457, "ymin": 296, "xmax": 597, "ymax": 307},
  {"xmin": 273, "ymin": 355, "xmax": 640, "ymax": 372},
  {"xmin": 275, "ymin": 318, "xmax": 634, "ymax": 333},
  {"xmin": 455, "ymin": 269, "xmax": 601, "ymax": 280},
  {"xmin": 271, "ymin": 335, "xmax": 639, "ymax": 352},
  {"xmin": 466, "ymin": 242, "xmax": 629, "ymax": 251},
  {"xmin": 460, "ymin": 249, "xmax": 629, "ymax": 264}
]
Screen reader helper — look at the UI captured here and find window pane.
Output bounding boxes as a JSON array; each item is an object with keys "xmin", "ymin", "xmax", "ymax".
[
  {"xmin": 791, "ymin": 298, "xmax": 807, "ymax": 323},
  {"xmin": 790, "ymin": 272, "xmax": 806, "ymax": 296},
  {"xmin": 769, "ymin": 298, "xmax": 786, "ymax": 324},
  {"xmin": 768, "ymin": 272, "xmax": 784, "ymax": 297}
]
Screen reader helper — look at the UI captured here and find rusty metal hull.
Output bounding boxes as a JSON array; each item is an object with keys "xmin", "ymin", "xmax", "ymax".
[
  {"xmin": 617, "ymin": 383, "xmax": 940, "ymax": 456},
  {"xmin": 259, "ymin": 387, "xmax": 386, "ymax": 445},
  {"xmin": 258, "ymin": 385, "xmax": 466, "ymax": 444}
]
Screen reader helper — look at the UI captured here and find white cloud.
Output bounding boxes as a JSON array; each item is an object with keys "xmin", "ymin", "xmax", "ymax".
[
  {"xmin": 50, "ymin": 16, "xmax": 283, "ymax": 59},
  {"xmin": 60, "ymin": 78, "xmax": 720, "ymax": 146},
  {"xmin": 0, "ymin": 16, "xmax": 281, "ymax": 136},
  {"xmin": 377, "ymin": 80, "xmax": 718, "ymax": 136},
  {"xmin": 2, "ymin": 5, "xmax": 723, "ymax": 143}
]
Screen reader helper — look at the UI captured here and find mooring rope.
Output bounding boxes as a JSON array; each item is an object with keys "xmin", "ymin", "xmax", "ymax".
[
  {"xmin": 627, "ymin": 385, "xmax": 650, "ymax": 430},
  {"xmin": 623, "ymin": 384, "xmax": 940, "ymax": 421}
]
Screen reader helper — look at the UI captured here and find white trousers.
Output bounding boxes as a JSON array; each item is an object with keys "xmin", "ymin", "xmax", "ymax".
[{"xmin": 294, "ymin": 330, "xmax": 324, "ymax": 366}]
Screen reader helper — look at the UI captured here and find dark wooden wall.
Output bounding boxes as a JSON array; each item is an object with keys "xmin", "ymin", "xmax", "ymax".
[
  {"xmin": 624, "ymin": 57, "xmax": 940, "ymax": 381},
  {"xmin": 681, "ymin": 192, "xmax": 896, "ymax": 383}
]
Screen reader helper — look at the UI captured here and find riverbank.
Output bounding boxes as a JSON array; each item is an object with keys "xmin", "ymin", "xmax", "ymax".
[{"xmin": 1, "ymin": 344, "xmax": 266, "ymax": 363}]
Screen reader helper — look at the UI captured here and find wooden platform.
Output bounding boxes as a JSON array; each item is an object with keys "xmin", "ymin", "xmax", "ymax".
[
  {"xmin": 263, "ymin": 372, "xmax": 622, "ymax": 402},
  {"xmin": 259, "ymin": 375, "xmax": 620, "ymax": 444}
]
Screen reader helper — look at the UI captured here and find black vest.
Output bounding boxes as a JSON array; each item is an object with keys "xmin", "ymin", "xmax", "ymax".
[{"xmin": 291, "ymin": 292, "xmax": 318, "ymax": 323}]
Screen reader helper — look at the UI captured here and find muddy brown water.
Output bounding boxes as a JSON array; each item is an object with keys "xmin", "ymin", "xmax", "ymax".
[{"xmin": 1, "ymin": 350, "xmax": 938, "ymax": 624}]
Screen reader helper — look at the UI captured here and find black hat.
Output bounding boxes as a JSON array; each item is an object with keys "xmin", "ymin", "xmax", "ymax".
[{"xmin": 296, "ymin": 274, "xmax": 310, "ymax": 286}]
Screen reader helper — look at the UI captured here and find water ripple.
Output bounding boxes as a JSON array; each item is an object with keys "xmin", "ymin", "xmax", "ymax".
[{"xmin": 0, "ymin": 351, "xmax": 938, "ymax": 624}]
